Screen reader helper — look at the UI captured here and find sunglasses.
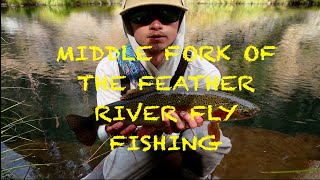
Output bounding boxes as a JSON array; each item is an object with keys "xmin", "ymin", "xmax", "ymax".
[{"xmin": 125, "ymin": 6, "xmax": 183, "ymax": 25}]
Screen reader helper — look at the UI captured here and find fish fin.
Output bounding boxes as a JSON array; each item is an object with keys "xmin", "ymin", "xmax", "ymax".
[
  {"xmin": 66, "ymin": 114, "xmax": 97, "ymax": 146},
  {"xmin": 208, "ymin": 122, "xmax": 220, "ymax": 142},
  {"xmin": 120, "ymin": 86, "xmax": 157, "ymax": 100}
]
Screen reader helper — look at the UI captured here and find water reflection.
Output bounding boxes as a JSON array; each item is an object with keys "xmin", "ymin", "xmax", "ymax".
[{"xmin": 1, "ymin": 4, "xmax": 320, "ymax": 179}]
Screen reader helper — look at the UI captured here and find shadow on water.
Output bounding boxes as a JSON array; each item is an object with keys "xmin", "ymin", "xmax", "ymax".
[{"xmin": 1, "ymin": 4, "xmax": 320, "ymax": 179}]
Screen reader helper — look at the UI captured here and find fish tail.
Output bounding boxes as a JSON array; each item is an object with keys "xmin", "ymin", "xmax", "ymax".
[
  {"xmin": 207, "ymin": 122, "xmax": 220, "ymax": 142},
  {"xmin": 66, "ymin": 114, "xmax": 97, "ymax": 146}
]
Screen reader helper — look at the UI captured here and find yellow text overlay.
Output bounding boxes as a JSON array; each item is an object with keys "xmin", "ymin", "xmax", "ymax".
[
  {"xmin": 110, "ymin": 135, "xmax": 223, "ymax": 151},
  {"xmin": 95, "ymin": 103, "xmax": 238, "ymax": 122},
  {"xmin": 56, "ymin": 45, "xmax": 276, "ymax": 62},
  {"xmin": 78, "ymin": 75, "xmax": 255, "ymax": 93}
]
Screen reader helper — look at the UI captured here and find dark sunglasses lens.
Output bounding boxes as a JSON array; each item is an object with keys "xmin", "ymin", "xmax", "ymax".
[
  {"xmin": 159, "ymin": 10, "xmax": 181, "ymax": 23},
  {"xmin": 128, "ymin": 8, "xmax": 182, "ymax": 24},
  {"xmin": 129, "ymin": 11, "xmax": 153, "ymax": 24}
]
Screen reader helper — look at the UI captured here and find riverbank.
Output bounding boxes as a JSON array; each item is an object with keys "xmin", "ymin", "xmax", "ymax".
[
  {"xmin": 1, "ymin": 0, "xmax": 121, "ymax": 7},
  {"xmin": 1, "ymin": 0, "xmax": 320, "ymax": 7}
]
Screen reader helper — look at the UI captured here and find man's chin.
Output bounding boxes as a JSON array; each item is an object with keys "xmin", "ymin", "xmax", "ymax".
[{"xmin": 145, "ymin": 45, "xmax": 166, "ymax": 54}]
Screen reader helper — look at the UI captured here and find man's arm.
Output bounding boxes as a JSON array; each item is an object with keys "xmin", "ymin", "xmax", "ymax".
[{"xmin": 95, "ymin": 57, "xmax": 137, "ymax": 140}]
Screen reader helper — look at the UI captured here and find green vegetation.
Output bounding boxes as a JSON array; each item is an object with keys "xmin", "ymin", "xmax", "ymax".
[
  {"xmin": 1, "ymin": 54, "xmax": 50, "ymax": 179},
  {"xmin": 1, "ymin": 94, "xmax": 47, "ymax": 179},
  {"xmin": 1, "ymin": 0, "xmax": 319, "ymax": 6},
  {"xmin": 191, "ymin": 0, "xmax": 320, "ymax": 5},
  {"xmin": 2, "ymin": 0, "xmax": 121, "ymax": 6}
]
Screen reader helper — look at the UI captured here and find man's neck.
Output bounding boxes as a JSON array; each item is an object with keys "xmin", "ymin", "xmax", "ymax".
[{"xmin": 146, "ymin": 51, "xmax": 165, "ymax": 68}]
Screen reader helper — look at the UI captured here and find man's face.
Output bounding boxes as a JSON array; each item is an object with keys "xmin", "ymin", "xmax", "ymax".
[{"xmin": 125, "ymin": 6, "xmax": 182, "ymax": 54}]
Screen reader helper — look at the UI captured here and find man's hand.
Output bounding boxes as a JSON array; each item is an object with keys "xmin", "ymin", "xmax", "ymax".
[
  {"xmin": 106, "ymin": 122, "xmax": 136, "ymax": 136},
  {"xmin": 162, "ymin": 111, "xmax": 204, "ymax": 134},
  {"xmin": 105, "ymin": 111, "xmax": 204, "ymax": 137}
]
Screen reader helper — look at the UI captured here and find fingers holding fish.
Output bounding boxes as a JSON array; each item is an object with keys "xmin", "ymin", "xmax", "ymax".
[
  {"xmin": 120, "ymin": 124, "xmax": 136, "ymax": 136},
  {"xmin": 171, "ymin": 111, "xmax": 186, "ymax": 131},
  {"xmin": 163, "ymin": 110, "xmax": 174, "ymax": 134},
  {"xmin": 179, "ymin": 111, "xmax": 199, "ymax": 129},
  {"xmin": 194, "ymin": 116, "xmax": 204, "ymax": 127},
  {"xmin": 106, "ymin": 122, "xmax": 136, "ymax": 136},
  {"xmin": 162, "ymin": 111, "xmax": 203, "ymax": 133},
  {"xmin": 161, "ymin": 111, "xmax": 184, "ymax": 133},
  {"xmin": 106, "ymin": 122, "xmax": 124, "ymax": 135}
]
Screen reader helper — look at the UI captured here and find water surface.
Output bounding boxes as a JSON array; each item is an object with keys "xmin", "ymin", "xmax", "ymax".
[{"xmin": 1, "ymin": 4, "xmax": 319, "ymax": 179}]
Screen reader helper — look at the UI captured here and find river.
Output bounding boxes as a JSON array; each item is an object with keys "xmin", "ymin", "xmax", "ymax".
[{"xmin": 1, "ymin": 4, "xmax": 319, "ymax": 179}]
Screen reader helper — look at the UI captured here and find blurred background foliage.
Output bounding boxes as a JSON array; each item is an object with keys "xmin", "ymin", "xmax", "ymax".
[{"xmin": 1, "ymin": 0, "xmax": 320, "ymax": 7}]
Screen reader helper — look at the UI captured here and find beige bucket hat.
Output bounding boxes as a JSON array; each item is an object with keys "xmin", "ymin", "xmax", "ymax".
[{"xmin": 120, "ymin": 0, "xmax": 188, "ymax": 15}]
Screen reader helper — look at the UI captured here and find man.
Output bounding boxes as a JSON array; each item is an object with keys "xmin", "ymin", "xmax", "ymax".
[{"xmin": 84, "ymin": 0, "xmax": 232, "ymax": 179}]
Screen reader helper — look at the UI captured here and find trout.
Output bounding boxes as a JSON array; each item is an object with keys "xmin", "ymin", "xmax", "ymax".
[{"xmin": 66, "ymin": 87, "xmax": 260, "ymax": 146}]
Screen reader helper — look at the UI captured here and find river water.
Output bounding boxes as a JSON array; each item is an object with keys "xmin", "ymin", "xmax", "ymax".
[{"xmin": 1, "ymin": 4, "xmax": 320, "ymax": 179}]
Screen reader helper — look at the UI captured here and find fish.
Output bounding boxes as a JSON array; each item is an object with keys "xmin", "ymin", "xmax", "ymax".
[{"xmin": 66, "ymin": 87, "xmax": 260, "ymax": 146}]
